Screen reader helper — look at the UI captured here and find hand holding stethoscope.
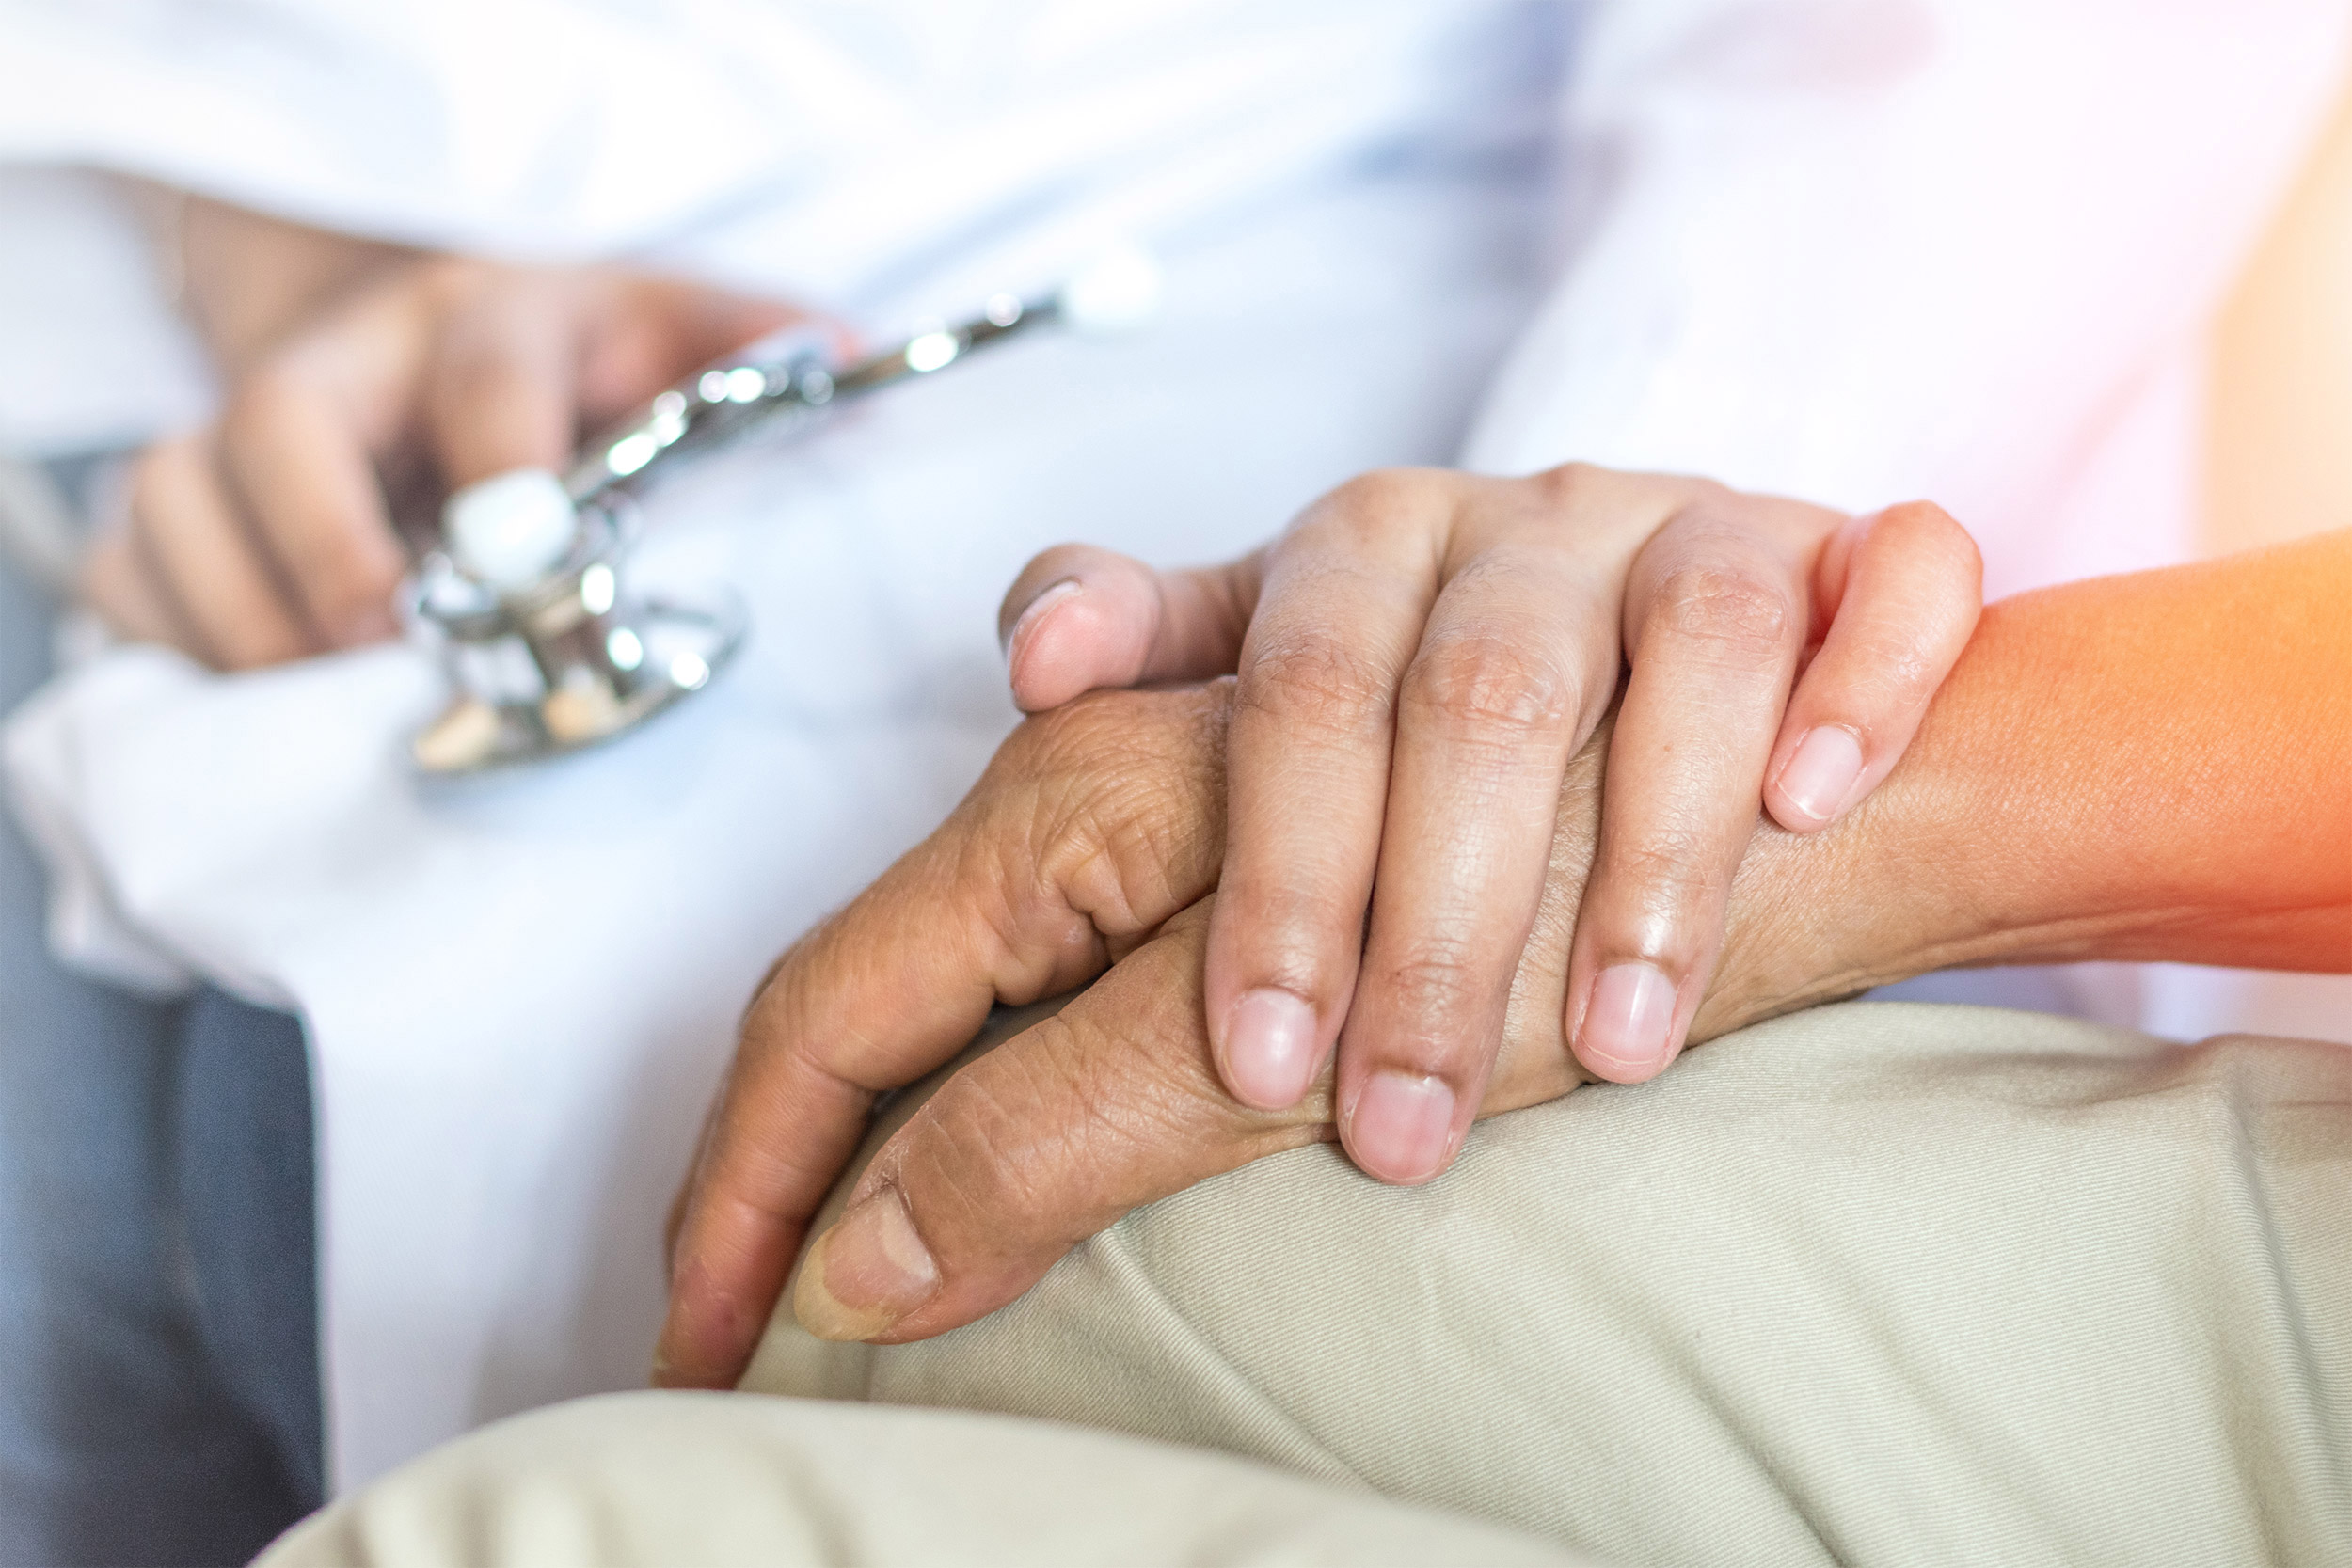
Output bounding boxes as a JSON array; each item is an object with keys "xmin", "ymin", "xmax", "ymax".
[
  {"xmin": 408, "ymin": 248, "xmax": 1162, "ymax": 772},
  {"xmin": 76, "ymin": 198, "xmax": 1161, "ymax": 772},
  {"xmin": 82, "ymin": 214, "xmax": 815, "ymax": 674}
]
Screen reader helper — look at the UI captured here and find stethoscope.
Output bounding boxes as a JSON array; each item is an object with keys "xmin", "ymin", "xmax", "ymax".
[{"xmin": 405, "ymin": 247, "xmax": 1163, "ymax": 775}]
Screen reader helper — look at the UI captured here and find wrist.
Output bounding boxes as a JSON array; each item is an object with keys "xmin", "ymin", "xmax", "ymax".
[{"xmin": 1699, "ymin": 537, "xmax": 2352, "ymax": 1025}]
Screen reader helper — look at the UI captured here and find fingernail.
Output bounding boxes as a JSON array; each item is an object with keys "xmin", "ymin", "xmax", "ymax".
[
  {"xmin": 1002, "ymin": 578, "xmax": 1082, "ymax": 662},
  {"xmin": 1581, "ymin": 962, "xmax": 1680, "ymax": 1082},
  {"xmin": 1346, "ymin": 1071, "xmax": 1457, "ymax": 1184},
  {"xmin": 792, "ymin": 1189, "xmax": 939, "ymax": 1342},
  {"xmin": 1776, "ymin": 725, "xmax": 1865, "ymax": 827},
  {"xmin": 1222, "ymin": 988, "xmax": 1321, "ymax": 1108}
]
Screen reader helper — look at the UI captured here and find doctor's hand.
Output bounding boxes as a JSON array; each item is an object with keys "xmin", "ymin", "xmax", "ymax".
[
  {"xmin": 995, "ymin": 466, "xmax": 1979, "ymax": 1182},
  {"xmin": 85, "ymin": 201, "xmax": 806, "ymax": 670}
]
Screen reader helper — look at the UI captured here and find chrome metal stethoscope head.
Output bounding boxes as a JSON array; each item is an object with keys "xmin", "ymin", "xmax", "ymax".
[{"xmin": 404, "ymin": 246, "xmax": 1163, "ymax": 776}]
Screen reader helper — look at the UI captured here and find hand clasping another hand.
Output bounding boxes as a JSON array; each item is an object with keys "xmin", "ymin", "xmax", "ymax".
[
  {"xmin": 655, "ymin": 465, "xmax": 1981, "ymax": 1385},
  {"xmin": 654, "ymin": 670, "xmax": 1906, "ymax": 1383},
  {"xmin": 996, "ymin": 467, "xmax": 1979, "ymax": 1178}
]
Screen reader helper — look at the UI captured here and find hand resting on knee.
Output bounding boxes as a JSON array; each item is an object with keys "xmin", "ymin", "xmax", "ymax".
[{"xmin": 657, "ymin": 525, "xmax": 2352, "ymax": 1386}]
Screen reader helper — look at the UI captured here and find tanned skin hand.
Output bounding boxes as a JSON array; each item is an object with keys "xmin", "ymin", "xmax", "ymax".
[
  {"xmin": 997, "ymin": 468, "xmax": 1979, "ymax": 1164},
  {"xmin": 656, "ymin": 530, "xmax": 2352, "ymax": 1385}
]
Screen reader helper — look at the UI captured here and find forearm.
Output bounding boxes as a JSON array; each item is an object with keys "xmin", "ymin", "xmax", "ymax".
[{"xmin": 1713, "ymin": 532, "xmax": 2352, "ymax": 1026}]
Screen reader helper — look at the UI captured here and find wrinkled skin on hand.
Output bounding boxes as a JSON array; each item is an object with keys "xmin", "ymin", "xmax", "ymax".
[
  {"xmin": 656, "ymin": 680, "xmax": 1863, "ymax": 1384},
  {"xmin": 995, "ymin": 469, "xmax": 1979, "ymax": 1169}
]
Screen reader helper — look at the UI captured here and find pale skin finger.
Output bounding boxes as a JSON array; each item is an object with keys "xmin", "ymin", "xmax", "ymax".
[
  {"xmin": 423, "ymin": 276, "xmax": 580, "ymax": 488},
  {"xmin": 215, "ymin": 364, "xmax": 410, "ymax": 649},
  {"xmin": 209, "ymin": 262, "xmax": 452, "ymax": 652},
  {"xmin": 1205, "ymin": 470, "xmax": 1453, "ymax": 1115},
  {"xmin": 82, "ymin": 520, "xmax": 199, "ymax": 653},
  {"xmin": 998, "ymin": 544, "xmax": 1262, "ymax": 713},
  {"xmin": 121, "ymin": 435, "xmax": 316, "ymax": 669},
  {"xmin": 1334, "ymin": 533, "xmax": 1613, "ymax": 1182},
  {"xmin": 1765, "ymin": 501, "xmax": 1982, "ymax": 832},
  {"xmin": 654, "ymin": 686, "xmax": 1232, "ymax": 1388},
  {"xmin": 793, "ymin": 725, "xmax": 1612, "ymax": 1345},
  {"xmin": 1565, "ymin": 510, "xmax": 1815, "ymax": 1085}
]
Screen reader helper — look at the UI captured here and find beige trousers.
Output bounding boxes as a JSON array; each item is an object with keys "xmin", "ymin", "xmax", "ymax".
[{"xmin": 267, "ymin": 1002, "xmax": 2352, "ymax": 1566}]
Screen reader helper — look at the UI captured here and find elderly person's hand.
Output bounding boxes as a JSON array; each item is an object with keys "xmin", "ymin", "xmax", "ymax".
[
  {"xmin": 658, "ymin": 525, "xmax": 2352, "ymax": 1385},
  {"xmin": 655, "ymin": 677, "xmax": 1847, "ymax": 1381},
  {"xmin": 997, "ymin": 467, "xmax": 1979, "ymax": 1181},
  {"xmin": 83, "ymin": 197, "xmax": 810, "ymax": 670}
]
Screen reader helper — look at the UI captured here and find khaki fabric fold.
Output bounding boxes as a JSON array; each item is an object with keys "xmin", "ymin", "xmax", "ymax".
[
  {"xmin": 745, "ymin": 1001, "xmax": 2352, "ymax": 1568},
  {"xmin": 260, "ymin": 1393, "xmax": 1595, "ymax": 1567}
]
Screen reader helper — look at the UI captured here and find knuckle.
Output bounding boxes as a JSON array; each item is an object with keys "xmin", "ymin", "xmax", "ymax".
[
  {"xmin": 1400, "ymin": 628, "xmax": 1570, "ymax": 737},
  {"xmin": 1649, "ymin": 561, "xmax": 1796, "ymax": 656},
  {"xmin": 1234, "ymin": 633, "xmax": 1394, "ymax": 737},
  {"xmin": 1837, "ymin": 626, "xmax": 1943, "ymax": 706},
  {"xmin": 1526, "ymin": 460, "xmax": 1604, "ymax": 513},
  {"xmin": 1016, "ymin": 687, "xmax": 1184, "ymax": 780},
  {"xmin": 1605, "ymin": 827, "xmax": 1735, "ymax": 910},
  {"xmin": 1327, "ymin": 466, "xmax": 1438, "ymax": 519},
  {"xmin": 1295, "ymin": 467, "xmax": 1448, "ymax": 550},
  {"xmin": 1377, "ymin": 944, "xmax": 1492, "ymax": 1026},
  {"xmin": 985, "ymin": 689, "xmax": 1225, "ymax": 936}
]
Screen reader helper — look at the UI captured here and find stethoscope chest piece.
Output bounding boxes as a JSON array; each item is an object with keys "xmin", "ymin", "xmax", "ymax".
[
  {"xmin": 405, "ymin": 492, "xmax": 742, "ymax": 775},
  {"xmin": 400, "ymin": 246, "xmax": 1163, "ymax": 775}
]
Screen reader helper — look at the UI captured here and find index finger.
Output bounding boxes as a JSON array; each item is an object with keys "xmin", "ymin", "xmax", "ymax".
[
  {"xmin": 215, "ymin": 272, "xmax": 452, "ymax": 647},
  {"xmin": 655, "ymin": 686, "xmax": 1232, "ymax": 1388},
  {"xmin": 423, "ymin": 274, "xmax": 580, "ymax": 489}
]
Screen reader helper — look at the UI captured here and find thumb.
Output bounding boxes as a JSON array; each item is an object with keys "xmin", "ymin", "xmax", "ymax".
[
  {"xmin": 999, "ymin": 544, "xmax": 1263, "ymax": 713},
  {"xmin": 790, "ymin": 900, "xmax": 1328, "ymax": 1346},
  {"xmin": 655, "ymin": 684, "xmax": 1234, "ymax": 1388}
]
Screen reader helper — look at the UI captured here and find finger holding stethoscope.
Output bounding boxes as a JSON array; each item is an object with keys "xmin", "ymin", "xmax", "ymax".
[
  {"xmin": 996, "ymin": 464, "xmax": 1981, "ymax": 1187},
  {"xmin": 81, "ymin": 255, "xmax": 806, "ymax": 672}
]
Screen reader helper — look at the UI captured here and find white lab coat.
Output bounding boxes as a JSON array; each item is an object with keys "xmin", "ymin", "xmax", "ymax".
[{"xmin": 3, "ymin": 0, "xmax": 2348, "ymax": 1491}]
